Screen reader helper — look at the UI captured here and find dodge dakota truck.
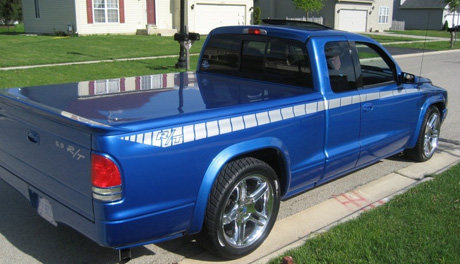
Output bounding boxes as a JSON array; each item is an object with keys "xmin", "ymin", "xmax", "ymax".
[{"xmin": 0, "ymin": 22, "xmax": 448, "ymax": 260}]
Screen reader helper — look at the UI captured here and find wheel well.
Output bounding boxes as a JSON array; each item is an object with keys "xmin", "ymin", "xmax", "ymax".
[
  {"xmin": 432, "ymin": 102, "xmax": 446, "ymax": 120},
  {"xmin": 230, "ymin": 149, "xmax": 288, "ymax": 196}
]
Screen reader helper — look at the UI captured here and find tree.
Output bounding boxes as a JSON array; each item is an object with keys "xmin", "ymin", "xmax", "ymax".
[
  {"xmin": 253, "ymin": 6, "xmax": 262, "ymax": 25},
  {"xmin": 446, "ymin": 0, "xmax": 460, "ymax": 26},
  {"xmin": 0, "ymin": 0, "xmax": 22, "ymax": 28},
  {"xmin": 292, "ymin": 0, "xmax": 325, "ymax": 17}
]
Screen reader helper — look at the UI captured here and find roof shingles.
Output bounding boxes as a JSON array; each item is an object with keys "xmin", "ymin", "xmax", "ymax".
[{"xmin": 400, "ymin": 0, "xmax": 448, "ymax": 9}]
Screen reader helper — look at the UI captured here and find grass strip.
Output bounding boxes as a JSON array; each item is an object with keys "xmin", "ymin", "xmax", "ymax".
[
  {"xmin": 389, "ymin": 30, "xmax": 452, "ymax": 38},
  {"xmin": 361, "ymin": 34, "xmax": 424, "ymax": 43},
  {"xmin": 268, "ymin": 164, "xmax": 460, "ymax": 264},
  {"xmin": 0, "ymin": 32, "xmax": 204, "ymax": 68},
  {"xmin": 385, "ymin": 41, "xmax": 460, "ymax": 51}
]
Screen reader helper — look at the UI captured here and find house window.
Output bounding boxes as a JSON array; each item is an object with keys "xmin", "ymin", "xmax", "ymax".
[
  {"xmin": 34, "ymin": 0, "xmax": 40, "ymax": 19},
  {"xmin": 94, "ymin": 0, "xmax": 119, "ymax": 23},
  {"xmin": 140, "ymin": 75, "xmax": 162, "ymax": 90},
  {"xmin": 378, "ymin": 6, "xmax": 389, "ymax": 24},
  {"xmin": 95, "ymin": 79, "xmax": 120, "ymax": 94}
]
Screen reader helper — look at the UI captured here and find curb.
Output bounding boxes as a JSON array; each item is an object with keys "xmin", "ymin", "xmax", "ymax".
[{"xmin": 391, "ymin": 48, "xmax": 460, "ymax": 59}]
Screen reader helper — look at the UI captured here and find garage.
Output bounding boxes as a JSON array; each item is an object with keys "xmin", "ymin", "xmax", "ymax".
[
  {"xmin": 338, "ymin": 9, "xmax": 368, "ymax": 32},
  {"xmin": 194, "ymin": 4, "xmax": 246, "ymax": 35}
]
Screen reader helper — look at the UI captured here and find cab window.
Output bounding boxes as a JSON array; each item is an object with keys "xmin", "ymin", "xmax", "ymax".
[{"xmin": 354, "ymin": 42, "xmax": 397, "ymax": 87}]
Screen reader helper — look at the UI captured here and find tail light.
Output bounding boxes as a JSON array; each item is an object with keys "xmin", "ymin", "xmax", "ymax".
[{"xmin": 91, "ymin": 153, "xmax": 123, "ymax": 202}]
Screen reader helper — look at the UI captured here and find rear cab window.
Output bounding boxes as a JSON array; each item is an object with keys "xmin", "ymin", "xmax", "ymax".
[{"xmin": 200, "ymin": 34, "xmax": 313, "ymax": 90}]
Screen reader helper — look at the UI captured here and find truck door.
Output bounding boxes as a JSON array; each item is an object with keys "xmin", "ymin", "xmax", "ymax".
[
  {"xmin": 313, "ymin": 38, "xmax": 361, "ymax": 182},
  {"xmin": 351, "ymin": 42, "xmax": 420, "ymax": 167}
]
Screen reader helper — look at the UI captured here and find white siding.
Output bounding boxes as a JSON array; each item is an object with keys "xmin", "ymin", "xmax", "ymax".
[
  {"xmin": 75, "ymin": 0, "xmax": 146, "ymax": 35},
  {"xmin": 368, "ymin": 0, "xmax": 393, "ymax": 32},
  {"xmin": 155, "ymin": 0, "xmax": 176, "ymax": 30},
  {"xmin": 23, "ymin": 0, "xmax": 253, "ymax": 36},
  {"xmin": 333, "ymin": 0, "xmax": 393, "ymax": 32},
  {"xmin": 23, "ymin": 0, "xmax": 77, "ymax": 34}
]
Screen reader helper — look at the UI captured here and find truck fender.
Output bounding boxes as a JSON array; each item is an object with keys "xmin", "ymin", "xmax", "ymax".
[
  {"xmin": 187, "ymin": 137, "xmax": 290, "ymax": 234},
  {"xmin": 407, "ymin": 94, "xmax": 446, "ymax": 148}
]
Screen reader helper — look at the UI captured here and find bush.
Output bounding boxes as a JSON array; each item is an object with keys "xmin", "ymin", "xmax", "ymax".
[
  {"xmin": 443, "ymin": 20, "xmax": 449, "ymax": 31},
  {"xmin": 253, "ymin": 7, "xmax": 261, "ymax": 25}
]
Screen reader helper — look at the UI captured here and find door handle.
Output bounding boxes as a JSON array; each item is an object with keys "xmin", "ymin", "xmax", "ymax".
[{"xmin": 363, "ymin": 103, "xmax": 374, "ymax": 112}]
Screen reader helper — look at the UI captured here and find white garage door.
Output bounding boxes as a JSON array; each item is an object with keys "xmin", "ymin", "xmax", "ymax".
[
  {"xmin": 445, "ymin": 15, "xmax": 460, "ymax": 27},
  {"xmin": 338, "ymin": 9, "xmax": 367, "ymax": 32},
  {"xmin": 195, "ymin": 4, "xmax": 246, "ymax": 35}
]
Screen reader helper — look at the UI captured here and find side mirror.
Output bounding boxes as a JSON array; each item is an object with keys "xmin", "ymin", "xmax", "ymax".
[{"xmin": 402, "ymin": 72, "xmax": 415, "ymax": 84}]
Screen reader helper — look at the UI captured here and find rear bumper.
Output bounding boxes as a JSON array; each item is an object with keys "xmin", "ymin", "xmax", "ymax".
[{"xmin": 0, "ymin": 165, "xmax": 195, "ymax": 249}]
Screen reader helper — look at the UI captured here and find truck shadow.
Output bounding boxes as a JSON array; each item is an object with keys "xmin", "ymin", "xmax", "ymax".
[{"xmin": 0, "ymin": 182, "xmax": 155, "ymax": 263}]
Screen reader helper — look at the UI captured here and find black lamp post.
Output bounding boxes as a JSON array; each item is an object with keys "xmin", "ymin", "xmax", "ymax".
[{"xmin": 175, "ymin": 0, "xmax": 186, "ymax": 69}]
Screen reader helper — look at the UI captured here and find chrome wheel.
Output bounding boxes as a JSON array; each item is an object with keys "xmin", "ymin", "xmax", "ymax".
[
  {"xmin": 219, "ymin": 174, "xmax": 275, "ymax": 248},
  {"xmin": 405, "ymin": 106, "xmax": 442, "ymax": 162},
  {"xmin": 423, "ymin": 111, "xmax": 440, "ymax": 158},
  {"xmin": 198, "ymin": 157, "xmax": 280, "ymax": 259}
]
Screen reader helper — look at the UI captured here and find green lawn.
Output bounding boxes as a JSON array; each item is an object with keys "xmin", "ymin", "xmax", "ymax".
[
  {"xmin": 0, "ymin": 25, "xmax": 203, "ymax": 67},
  {"xmin": 268, "ymin": 164, "xmax": 460, "ymax": 264},
  {"xmin": 0, "ymin": 23, "xmax": 24, "ymax": 34}
]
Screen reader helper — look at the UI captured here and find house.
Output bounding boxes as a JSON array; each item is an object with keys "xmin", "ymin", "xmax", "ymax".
[
  {"xmin": 393, "ymin": 0, "xmax": 459, "ymax": 30},
  {"xmin": 22, "ymin": 0, "xmax": 253, "ymax": 36},
  {"xmin": 256, "ymin": 0, "xmax": 394, "ymax": 32}
]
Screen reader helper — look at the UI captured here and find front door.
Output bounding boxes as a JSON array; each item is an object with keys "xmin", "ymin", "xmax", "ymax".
[
  {"xmin": 147, "ymin": 0, "xmax": 156, "ymax": 25},
  {"xmin": 352, "ymin": 42, "xmax": 420, "ymax": 167}
]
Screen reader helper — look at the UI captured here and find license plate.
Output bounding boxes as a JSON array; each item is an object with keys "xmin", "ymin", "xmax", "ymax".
[{"xmin": 37, "ymin": 197, "xmax": 57, "ymax": 226}]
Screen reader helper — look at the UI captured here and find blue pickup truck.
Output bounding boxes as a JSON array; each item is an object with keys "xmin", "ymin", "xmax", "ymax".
[{"xmin": 0, "ymin": 22, "xmax": 448, "ymax": 259}]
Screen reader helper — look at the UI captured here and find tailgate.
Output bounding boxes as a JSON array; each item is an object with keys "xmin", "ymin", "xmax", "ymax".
[{"xmin": 0, "ymin": 98, "xmax": 94, "ymax": 221}]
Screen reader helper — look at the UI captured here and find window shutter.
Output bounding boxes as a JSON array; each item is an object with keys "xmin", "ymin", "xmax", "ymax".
[
  {"xmin": 119, "ymin": 0, "xmax": 125, "ymax": 23},
  {"xmin": 120, "ymin": 78, "xmax": 126, "ymax": 92},
  {"xmin": 86, "ymin": 0, "xmax": 93, "ymax": 24},
  {"xmin": 89, "ymin": 81, "xmax": 95, "ymax": 95},
  {"xmin": 135, "ymin": 77, "xmax": 141, "ymax": 90}
]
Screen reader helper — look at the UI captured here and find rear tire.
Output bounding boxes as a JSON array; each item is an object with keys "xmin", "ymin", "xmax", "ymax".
[
  {"xmin": 405, "ymin": 106, "xmax": 441, "ymax": 162},
  {"xmin": 198, "ymin": 157, "xmax": 280, "ymax": 259}
]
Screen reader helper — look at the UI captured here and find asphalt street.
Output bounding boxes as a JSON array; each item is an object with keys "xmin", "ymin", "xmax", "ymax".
[
  {"xmin": 384, "ymin": 46, "xmax": 436, "ymax": 55},
  {"xmin": 0, "ymin": 50, "xmax": 458, "ymax": 264}
]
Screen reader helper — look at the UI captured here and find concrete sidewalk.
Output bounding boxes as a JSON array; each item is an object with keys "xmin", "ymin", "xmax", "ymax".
[{"xmin": 179, "ymin": 140, "xmax": 460, "ymax": 264}]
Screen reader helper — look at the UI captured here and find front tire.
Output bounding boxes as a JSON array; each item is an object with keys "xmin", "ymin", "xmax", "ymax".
[
  {"xmin": 405, "ymin": 106, "xmax": 441, "ymax": 162},
  {"xmin": 198, "ymin": 157, "xmax": 280, "ymax": 259}
]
